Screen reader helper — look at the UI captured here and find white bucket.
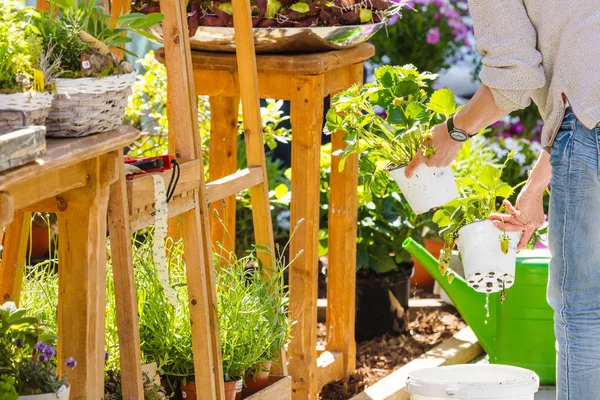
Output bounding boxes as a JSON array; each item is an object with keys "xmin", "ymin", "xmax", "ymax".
[
  {"xmin": 407, "ymin": 365, "xmax": 539, "ymax": 400},
  {"xmin": 388, "ymin": 164, "xmax": 458, "ymax": 215},
  {"xmin": 457, "ymin": 220, "xmax": 522, "ymax": 293}
]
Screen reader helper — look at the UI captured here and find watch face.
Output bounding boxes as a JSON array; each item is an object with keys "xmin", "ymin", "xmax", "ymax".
[{"xmin": 450, "ymin": 130, "xmax": 468, "ymax": 142}]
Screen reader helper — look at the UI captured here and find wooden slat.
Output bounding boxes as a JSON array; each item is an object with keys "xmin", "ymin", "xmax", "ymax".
[
  {"xmin": 316, "ymin": 351, "xmax": 345, "ymax": 391},
  {"xmin": 245, "ymin": 376, "xmax": 292, "ymax": 400},
  {"xmin": 324, "ymin": 63, "xmax": 362, "ymax": 378},
  {"xmin": 57, "ymin": 157, "xmax": 110, "ymax": 398},
  {"xmin": 0, "ymin": 211, "xmax": 30, "ymax": 305},
  {"xmin": 0, "ymin": 126, "xmax": 139, "ymax": 191},
  {"xmin": 108, "ymin": 155, "xmax": 144, "ymax": 399},
  {"xmin": 129, "ymin": 192, "xmax": 197, "ymax": 233},
  {"xmin": 288, "ymin": 74, "xmax": 325, "ymax": 400},
  {"xmin": 161, "ymin": 0, "xmax": 224, "ymax": 397},
  {"xmin": 0, "ymin": 192, "xmax": 14, "ymax": 227},
  {"xmin": 126, "ymin": 158, "xmax": 201, "ymax": 213},
  {"xmin": 208, "ymin": 96, "xmax": 240, "ymax": 255},
  {"xmin": 205, "ymin": 167, "xmax": 263, "ymax": 203},
  {"xmin": 351, "ymin": 327, "xmax": 482, "ymax": 400}
]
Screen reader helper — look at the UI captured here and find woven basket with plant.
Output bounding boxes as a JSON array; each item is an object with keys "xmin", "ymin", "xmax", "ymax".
[
  {"xmin": 34, "ymin": 0, "xmax": 163, "ymax": 138},
  {"xmin": 0, "ymin": 2, "xmax": 57, "ymax": 132}
]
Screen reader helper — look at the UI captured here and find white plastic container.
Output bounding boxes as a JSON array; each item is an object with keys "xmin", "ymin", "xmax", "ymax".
[
  {"xmin": 388, "ymin": 164, "xmax": 458, "ymax": 215},
  {"xmin": 457, "ymin": 220, "xmax": 522, "ymax": 293},
  {"xmin": 407, "ymin": 365, "xmax": 539, "ymax": 400},
  {"xmin": 18, "ymin": 384, "xmax": 70, "ymax": 400}
]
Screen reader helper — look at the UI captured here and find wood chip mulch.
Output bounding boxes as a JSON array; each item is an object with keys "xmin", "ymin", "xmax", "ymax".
[{"xmin": 318, "ymin": 308, "xmax": 466, "ymax": 399}]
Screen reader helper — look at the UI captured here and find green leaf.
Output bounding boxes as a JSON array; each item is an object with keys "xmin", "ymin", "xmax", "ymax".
[
  {"xmin": 325, "ymin": 108, "xmax": 343, "ymax": 132},
  {"xmin": 387, "ymin": 106, "xmax": 405, "ymax": 125},
  {"xmin": 427, "ymin": 88, "xmax": 456, "ymax": 117},
  {"xmin": 128, "ymin": 13, "xmax": 165, "ymax": 29},
  {"xmin": 404, "ymin": 102, "xmax": 427, "ymax": 122},
  {"xmin": 495, "ymin": 182, "xmax": 514, "ymax": 199},
  {"xmin": 359, "ymin": 9, "xmax": 372, "ymax": 23},
  {"xmin": 478, "ymin": 164, "xmax": 501, "ymax": 188},
  {"xmin": 368, "ymin": 246, "xmax": 397, "ymax": 274},
  {"xmin": 393, "ymin": 80, "xmax": 419, "ymax": 98},
  {"xmin": 266, "ymin": 0, "xmax": 282, "ymax": 17},
  {"xmin": 218, "ymin": 3, "xmax": 234, "ymax": 14},
  {"xmin": 290, "ymin": 2, "xmax": 310, "ymax": 13},
  {"xmin": 377, "ymin": 69, "xmax": 395, "ymax": 89}
]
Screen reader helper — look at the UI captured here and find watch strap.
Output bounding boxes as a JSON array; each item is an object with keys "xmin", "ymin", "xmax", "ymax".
[{"xmin": 447, "ymin": 114, "xmax": 474, "ymax": 138}]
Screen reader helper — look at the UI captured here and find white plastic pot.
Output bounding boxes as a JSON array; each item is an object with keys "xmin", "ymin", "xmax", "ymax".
[
  {"xmin": 18, "ymin": 384, "xmax": 70, "ymax": 400},
  {"xmin": 407, "ymin": 365, "xmax": 539, "ymax": 400},
  {"xmin": 388, "ymin": 164, "xmax": 458, "ymax": 215},
  {"xmin": 457, "ymin": 220, "xmax": 522, "ymax": 293}
]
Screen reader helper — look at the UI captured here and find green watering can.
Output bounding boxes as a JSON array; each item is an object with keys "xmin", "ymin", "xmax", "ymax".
[{"xmin": 403, "ymin": 238, "xmax": 556, "ymax": 384}]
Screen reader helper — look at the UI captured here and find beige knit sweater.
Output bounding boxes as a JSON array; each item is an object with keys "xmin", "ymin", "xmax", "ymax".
[{"xmin": 467, "ymin": 0, "xmax": 600, "ymax": 149}]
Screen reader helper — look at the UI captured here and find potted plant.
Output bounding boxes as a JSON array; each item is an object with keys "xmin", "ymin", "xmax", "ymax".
[
  {"xmin": 33, "ymin": 0, "xmax": 163, "ymax": 137},
  {"xmin": 0, "ymin": 301, "xmax": 75, "ymax": 400},
  {"xmin": 432, "ymin": 152, "xmax": 524, "ymax": 294},
  {"xmin": 104, "ymin": 370, "xmax": 165, "ymax": 400},
  {"xmin": 326, "ymin": 64, "xmax": 459, "ymax": 215},
  {"xmin": 0, "ymin": 1, "xmax": 56, "ymax": 131}
]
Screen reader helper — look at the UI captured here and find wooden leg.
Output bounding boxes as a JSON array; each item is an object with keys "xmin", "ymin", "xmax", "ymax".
[
  {"xmin": 209, "ymin": 96, "xmax": 239, "ymax": 256},
  {"xmin": 181, "ymin": 198, "xmax": 225, "ymax": 400},
  {"xmin": 324, "ymin": 64, "xmax": 362, "ymax": 377},
  {"xmin": 57, "ymin": 157, "xmax": 110, "ymax": 399},
  {"xmin": 108, "ymin": 158, "xmax": 144, "ymax": 399},
  {"xmin": 0, "ymin": 211, "xmax": 30, "ymax": 305},
  {"xmin": 288, "ymin": 75, "xmax": 325, "ymax": 400}
]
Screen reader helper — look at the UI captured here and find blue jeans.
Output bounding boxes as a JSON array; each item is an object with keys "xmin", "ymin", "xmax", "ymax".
[{"xmin": 548, "ymin": 108, "xmax": 600, "ymax": 399}]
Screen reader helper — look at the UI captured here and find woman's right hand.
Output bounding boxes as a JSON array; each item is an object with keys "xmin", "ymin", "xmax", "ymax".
[{"xmin": 489, "ymin": 189, "xmax": 545, "ymax": 251}]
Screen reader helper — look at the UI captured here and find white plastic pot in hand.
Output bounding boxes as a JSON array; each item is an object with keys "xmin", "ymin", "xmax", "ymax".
[
  {"xmin": 388, "ymin": 164, "xmax": 458, "ymax": 215},
  {"xmin": 407, "ymin": 364, "xmax": 539, "ymax": 400},
  {"xmin": 457, "ymin": 220, "xmax": 522, "ymax": 293}
]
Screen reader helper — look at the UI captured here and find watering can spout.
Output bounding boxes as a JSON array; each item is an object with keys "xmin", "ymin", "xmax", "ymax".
[{"xmin": 402, "ymin": 237, "xmax": 497, "ymax": 355}]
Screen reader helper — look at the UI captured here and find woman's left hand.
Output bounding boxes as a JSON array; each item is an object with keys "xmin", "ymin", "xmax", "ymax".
[{"xmin": 404, "ymin": 122, "xmax": 463, "ymax": 178}]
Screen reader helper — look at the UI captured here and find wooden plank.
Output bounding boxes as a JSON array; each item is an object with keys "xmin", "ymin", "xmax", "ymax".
[
  {"xmin": 184, "ymin": 43, "xmax": 375, "ymax": 74},
  {"xmin": 316, "ymin": 351, "xmax": 345, "ymax": 391},
  {"xmin": 0, "ymin": 211, "xmax": 30, "ymax": 305},
  {"xmin": 129, "ymin": 192, "xmax": 197, "ymax": 233},
  {"xmin": 0, "ymin": 126, "xmax": 46, "ymax": 173},
  {"xmin": 245, "ymin": 376, "xmax": 292, "ymax": 400},
  {"xmin": 191, "ymin": 69, "xmax": 293, "ymax": 99},
  {"xmin": 351, "ymin": 327, "xmax": 483, "ymax": 400},
  {"xmin": 325, "ymin": 63, "xmax": 362, "ymax": 378},
  {"xmin": 108, "ymin": 155, "xmax": 144, "ymax": 399},
  {"xmin": 57, "ymin": 157, "xmax": 111, "ymax": 398},
  {"xmin": 0, "ymin": 192, "xmax": 14, "ymax": 227},
  {"xmin": 208, "ymin": 96, "xmax": 239, "ymax": 255},
  {"xmin": 287, "ymin": 74, "xmax": 325, "ymax": 400},
  {"xmin": 0, "ymin": 126, "xmax": 139, "ymax": 191},
  {"xmin": 205, "ymin": 167, "xmax": 263, "ymax": 203},
  {"xmin": 126, "ymin": 158, "xmax": 201, "ymax": 213},
  {"xmin": 161, "ymin": 0, "xmax": 224, "ymax": 397}
]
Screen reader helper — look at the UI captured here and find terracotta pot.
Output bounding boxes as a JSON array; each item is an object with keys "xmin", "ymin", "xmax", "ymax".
[
  {"xmin": 410, "ymin": 238, "xmax": 444, "ymax": 290},
  {"xmin": 181, "ymin": 381, "xmax": 196, "ymax": 400},
  {"xmin": 242, "ymin": 362, "xmax": 272, "ymax": 397},
  {"xmin": 224, "ymin": 379, "xmax": 242, "ymax": 400}
]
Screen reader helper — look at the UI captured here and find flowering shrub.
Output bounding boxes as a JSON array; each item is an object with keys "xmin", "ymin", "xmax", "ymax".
[{"xmin": 370, "ymin": 0, "xmax": 473, "ymax": 73}]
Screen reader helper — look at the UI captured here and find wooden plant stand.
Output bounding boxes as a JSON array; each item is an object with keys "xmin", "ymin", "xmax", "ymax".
[
  {"xmin": 164, "ymin": 43, "xmax": 375, "ymax": 399},
  {"xmin": 0, "ymin": 127, "xmax": 140, "ymax": 398}
]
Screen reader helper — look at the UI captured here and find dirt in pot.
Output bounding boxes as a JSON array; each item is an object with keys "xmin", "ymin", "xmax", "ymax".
[{"xmin": 355, "ymin": 262, "xmax": 414, "ymax": 341}]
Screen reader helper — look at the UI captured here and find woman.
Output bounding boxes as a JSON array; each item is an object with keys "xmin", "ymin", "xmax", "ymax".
[{"xmin": 405, "ymin": 1, "xmax": 600, "ymax": 398}]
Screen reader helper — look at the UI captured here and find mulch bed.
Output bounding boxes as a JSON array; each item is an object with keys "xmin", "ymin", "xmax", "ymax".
[{"xmin": 318, "ymin": 308, "xmax": 466, "ymax": 399}]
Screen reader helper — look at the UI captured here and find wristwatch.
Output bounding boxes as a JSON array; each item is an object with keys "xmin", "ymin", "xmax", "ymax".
[{"xmin": 446, "ymin": 115, "xmax": 474, "ymax": 142}]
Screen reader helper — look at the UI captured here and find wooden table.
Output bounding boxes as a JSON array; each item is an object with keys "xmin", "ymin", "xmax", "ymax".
[
  {"xmin": 0, "ymin": 126, "xmax": 139, "ymax": 399},
  {"xmin": 157, "ymin": 42, "xmax": 375, "ymax": 399}
]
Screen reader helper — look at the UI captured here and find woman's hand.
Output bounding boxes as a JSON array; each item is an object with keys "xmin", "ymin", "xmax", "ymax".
[
  {"xmin": 404, "ymin": 122, "xmax": 463, "ymax": 177},
  {"xmin": 489, "ymin": 190, "xmax": 545, "ymax": 251}
]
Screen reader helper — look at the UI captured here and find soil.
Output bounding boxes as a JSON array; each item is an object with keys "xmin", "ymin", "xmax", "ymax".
[{"xmin": 318, "ymin": 308, "xmax": 466, "ymax": 399}]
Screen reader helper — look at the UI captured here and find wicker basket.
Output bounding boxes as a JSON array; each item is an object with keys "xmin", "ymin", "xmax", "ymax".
[
  {"xmin": 45, "ymin": 71, "xmax": 137, "ymax": 138},
  {"xmin": 0, "ymin": 92, "xmax": 53, "ymax": 133}
]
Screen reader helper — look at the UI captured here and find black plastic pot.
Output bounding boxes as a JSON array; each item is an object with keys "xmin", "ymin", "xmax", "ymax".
[{"xmin": 355, "ymin": 262, "xmax": 414, "ymax": 341}]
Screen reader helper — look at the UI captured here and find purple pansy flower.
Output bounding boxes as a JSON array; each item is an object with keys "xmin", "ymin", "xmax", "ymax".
[
  {"xmin": 105, "ymin": 350, "xmax": 109, "ymax": 362},
  {"xmin": 15, "ymin": 339, "xmax": 23, "ymax": 348},
  {"xmin": 35, "ymin": 342, "xmax": 47, "ymax": 353},
  {"xmin": 38, "ymin": 353, "xmax": 48, "ymax": 363},
  {"xmin": 44, "ymin": 346, "xmax": 56, "ymax": 359},
  {"xmin": 512, "ymin": 122, "xmax": 524, "ymax": 134},
  {"xmin": 426, "ymin": 27, "xmax": 441, "ymax": 45},
  {"xmin": 66, "ymin": 357, "xmax": 77, "ymax": 369}
]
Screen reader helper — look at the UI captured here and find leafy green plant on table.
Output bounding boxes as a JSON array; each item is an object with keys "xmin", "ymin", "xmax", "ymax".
[
  {"xmin": 326, "ymin": 64, "xmax": 457, "ymax": 175},
  {"xmin": 432, "ymin": 151, "xmax": 524, "ymax": 282},
  {"xmin": 0, "ymin": 301, "xmax": 70, "ymax": 397},
  {"xmin": 33, "ymin": 0, "xmax": 163, "ymax": 78}
]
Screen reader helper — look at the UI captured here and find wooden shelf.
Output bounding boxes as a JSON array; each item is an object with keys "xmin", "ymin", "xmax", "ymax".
[{"xmin": 245, "ymin": 376, "xmax": 292, "ymax": 400}]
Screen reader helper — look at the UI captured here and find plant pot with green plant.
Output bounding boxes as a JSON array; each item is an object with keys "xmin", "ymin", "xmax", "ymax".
[
  {"xmin": 33, "ymin": 0, "xmax": 163, "ymax": 137},
  {"xmin": 433, "ymin": 152, "xmax": 524, "ymax": 294},
  {"xmin": 0, "ymin": 2, "xmax": 56, "ymax": 131},
  {"xmin": 0, "ymin": 302, "xmax": 75, "ymax": 400},
  {"xmin": 326, "ymin": 64, "xmax": 459, "ymax": 215}
]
